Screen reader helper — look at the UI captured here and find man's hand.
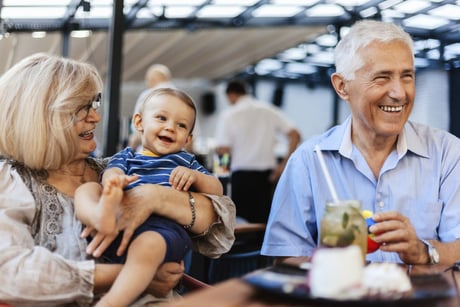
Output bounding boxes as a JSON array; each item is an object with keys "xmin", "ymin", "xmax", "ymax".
[
  {"xmin": 145, "ymin": 261, "xmax": 185, "ymax": 297},
  {"xmin": 370, "ymin": 211, "xmax": 426, "ymax": 264}
]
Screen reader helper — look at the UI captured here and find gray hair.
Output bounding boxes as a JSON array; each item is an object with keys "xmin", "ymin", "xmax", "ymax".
[{"xmin": 334, "ymin": 20, "xmax": 414, "ymax": 80}]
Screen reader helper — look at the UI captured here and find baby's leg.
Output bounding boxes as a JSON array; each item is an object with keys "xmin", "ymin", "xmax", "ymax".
[
  {"xmin": 96, "ymin": 231, "xmax": 167, "ymax": 307},
  {"xmin": 93, "ymin": 177, "xmax": 125, "ymax": 234}
]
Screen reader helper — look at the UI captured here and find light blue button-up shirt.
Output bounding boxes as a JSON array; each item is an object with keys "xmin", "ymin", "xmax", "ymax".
[{"xmin": 261, "ymin": 116, "xmax": 460, "ymax": 263}]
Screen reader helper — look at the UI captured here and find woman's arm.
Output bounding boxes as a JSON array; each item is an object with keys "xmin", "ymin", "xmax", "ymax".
[
  {"xmin": 0, "ymin": 162, "xmax": 94, "ymax": 305},
  {"xmin": 118, "ymin": 184, "xmax": 236, "ymax": 258},
  {"xmin": 169, "ymin": 166, "xmax": 224, "ymax": 196}
]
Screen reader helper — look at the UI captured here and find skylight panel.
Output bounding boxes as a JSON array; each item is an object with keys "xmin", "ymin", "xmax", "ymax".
[
  {"xmin": 151, "ymin": 0, "xmax": 206, "ymax": 5},
  {"xmin": 414, "ymin": 57, "xmax": 430, "ymax": 68},
  {"xmin": 197, "ymin": 5, "xmax": 246, "ymax": 18},
  {"xmin": 279, "ymin": 47, "xmax": 308, "ymax": 61},
  {"xmin": 3, "ymin": 0, "xmax": 71, "ymax": 5},
  {"xmin": 380, "ymin": 9, "xmax": 406, "ymax": 20},
  {"xmin": 270, "ymin": 0, "xmax": 319, "ymax": 5},
  {"xmin": 315, "ymin": 34, "xmax": 337, "ymax": 47},
  {"xmin": 333, "ymin": 0, "xmax": 372, "ymax": 7},
  {"xmin": 255, "ymin": 58, "xmax": 283, "ymax": 75},
  {"xmin": 413, "ymin": 38, "xmax": 441, "ymax": 51},
  {"xmin": 75, "ymin": 6, "xmax": 112, "ymax": 19},
  {"xmin": 309, "ymin": 51, "xmax": 335, "ymax": 66},
  {"xmin": 393, "ymin": 0, "xmax": 431, "ymax": 14},
  {"xmin": 445, "ymin": 43, "xmax": 460, "ymax": 59},
  {"xmin": 378, "ymin": 0, "xmax": 404, "ymax": 10},
  {"xmin": 285, "ymin": 62, "xmax": 317, "ymax": 74},
  {"xmin": 212, "ymin": 0, "xmax": 259, "ymax": 5},
  {"xmin": 252, "ymin": 5, "xmax": 304, "ymax": 18},
  {"xmin": 426, "ymin": 48, "xmax": 440, "ymax": 60},
  {"xmin": 429, "ymin": 4, "xmax": 460, "ymax": 20},
  {"xmin": 165, "ymin": 6, "xmax": 196, "ymax": 18},
  {"xmin": 305, "ymin": 4, "xmax": 345, "ymax": 17},
  {"xmin": 136, "ymin": 7, "xmax": 155, "ymax": 19},
  {"xmin": 87, "ymin": 0, "xmax": 113, "ymax": 5},
  {"xmin": 360, "ymin": 6, "xmax": 379, "ymax": 18},
  {"xmin": 1, "ymin": 7, "xmax": 66, "ymax": 19},
  {"xmin": 403, "ymin": 14, "xmax": 449, "ymax": 30}
]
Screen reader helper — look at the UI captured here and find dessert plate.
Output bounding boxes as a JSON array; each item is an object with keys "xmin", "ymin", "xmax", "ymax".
[{"xmin": 243, "ymin": 265, "xmax": 457, "ymax": 305}]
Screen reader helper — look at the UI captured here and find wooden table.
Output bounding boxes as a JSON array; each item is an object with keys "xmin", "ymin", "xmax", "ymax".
[{"xmin": 164, "ymin": 264, "xmax": 460, "ymax": 307}]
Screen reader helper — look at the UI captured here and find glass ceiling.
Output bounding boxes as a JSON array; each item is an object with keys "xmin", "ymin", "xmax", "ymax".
[{"xmin": 1, "ymin": 0, "xmax": 460, "ymax": 81}]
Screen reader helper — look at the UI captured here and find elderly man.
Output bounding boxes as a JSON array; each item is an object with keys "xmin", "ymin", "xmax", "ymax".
[{"xmin": 261, "ymin": 20, "xmax": 460, "ymax": 266}]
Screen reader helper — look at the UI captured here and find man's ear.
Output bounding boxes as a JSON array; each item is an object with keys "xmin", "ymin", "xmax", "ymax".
[
  {"xmin": 331, "ymin": 73, "xmax": 349, "ymax": 100},
  {"xmin": 132, "ymin": 113, "xmax": 143, "ymax": 132}
]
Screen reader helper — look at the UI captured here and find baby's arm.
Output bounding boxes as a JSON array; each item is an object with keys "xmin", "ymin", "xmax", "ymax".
[
  {"xmin": 169, "ymin": 166, "xmax": 223, "ymax": 196},
  {"xmin": 101, "ymin": 167, "xmax": 126, "ymax": 187}
]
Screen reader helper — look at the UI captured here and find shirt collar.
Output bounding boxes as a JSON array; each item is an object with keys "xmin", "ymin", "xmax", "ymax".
[
  {"xmin": 316, "ymin": 116, "xmax": 429, "ymax": 159},
  {"xmin": 141, "ymin": 149, "xmax": 160, "ymax": 157}
]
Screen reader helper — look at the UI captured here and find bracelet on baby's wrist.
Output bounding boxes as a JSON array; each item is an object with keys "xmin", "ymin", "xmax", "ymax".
[{"xmin": 183, "ymin": 191, "xmax": 196, "ymax": 230}]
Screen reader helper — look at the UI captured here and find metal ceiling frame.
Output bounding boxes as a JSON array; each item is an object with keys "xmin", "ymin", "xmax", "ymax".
[{"xmin": 2, "ymin": 0, "xmax": 460, "ymax": 154}]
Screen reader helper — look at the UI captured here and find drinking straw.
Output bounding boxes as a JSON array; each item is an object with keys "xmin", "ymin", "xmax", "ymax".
[{"xmin": 314, "ymin": 144, "xmax": 339, "ymax": 202}]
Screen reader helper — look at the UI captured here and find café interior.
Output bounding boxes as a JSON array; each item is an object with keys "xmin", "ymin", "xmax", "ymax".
[{"xmin": 2, "ymin": 0, "xmax": 460, "ymax": 306}]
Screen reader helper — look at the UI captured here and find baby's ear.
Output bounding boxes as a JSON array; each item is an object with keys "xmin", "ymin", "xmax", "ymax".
[
  {"xmin": 132, "ymin": 113, "xmax": 143, "ymax": 131},
  {"xmin": 185, "ymin": 133, "xmax": 193, "ymax": 146}
]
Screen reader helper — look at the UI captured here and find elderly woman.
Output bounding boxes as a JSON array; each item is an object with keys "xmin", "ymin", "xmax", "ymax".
[{"xmin": 0, "ymin": 53, "xmax": 236, "ymax": 306}]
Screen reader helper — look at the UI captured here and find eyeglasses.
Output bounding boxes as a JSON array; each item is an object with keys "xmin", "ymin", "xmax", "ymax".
[{"xmin": 73, "ymin": 92, "xmax": 102, "ymax": 122}]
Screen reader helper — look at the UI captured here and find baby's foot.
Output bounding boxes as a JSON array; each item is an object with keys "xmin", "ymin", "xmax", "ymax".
[{"xmin": 94, "ymin": 177, "xmax": 124, "ymax": 234}]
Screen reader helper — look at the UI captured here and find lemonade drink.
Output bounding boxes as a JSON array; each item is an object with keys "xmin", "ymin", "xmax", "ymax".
[{"xmin": 319, "ymin": 200, "xmax": 367, "ymax": 262}]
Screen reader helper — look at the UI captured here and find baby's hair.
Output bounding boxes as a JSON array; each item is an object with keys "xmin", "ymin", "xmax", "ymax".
[{"xmin": 140, "ymin": 87, "xmax": 197, "ymax": 133}]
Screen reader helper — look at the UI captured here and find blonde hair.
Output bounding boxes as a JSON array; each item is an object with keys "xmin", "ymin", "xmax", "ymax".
[
  {"xmin": 138, "ymin": 87, "xmax": 197, "ymax": 133},
  {"xmin": 0, "ymin": 53, "xmax": 103, "ymax": 170}
]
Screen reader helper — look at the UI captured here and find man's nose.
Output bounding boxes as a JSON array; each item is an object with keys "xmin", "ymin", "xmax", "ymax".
[{"xmin": 388, "ymin": 79, "xmax": 406, "ymax": 100}]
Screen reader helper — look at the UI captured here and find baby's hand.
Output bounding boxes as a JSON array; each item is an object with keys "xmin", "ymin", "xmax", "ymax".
[
  {"xmin": 102, "ymin": 174, "xmax": 138, "ymax": 192},
  {"xmin": 169, "ymin": 166, "xmax": 196, "ymax": 191}
]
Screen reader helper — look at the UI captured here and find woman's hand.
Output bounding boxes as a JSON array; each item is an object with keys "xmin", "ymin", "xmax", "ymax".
[
  {"xmin": 145, "ymin": 261, "xmax": 185, "ymax": 297},
  {"xmin": 117, "ymin": 184, "xmax": 219, "ymax": 255},
  {"xmin": 81, "ymin": 225, "xmax": 119, "ymax": 257},
  {"xmin": 116, "ymin": 185, "xmax": 163, "ymax": 255}
]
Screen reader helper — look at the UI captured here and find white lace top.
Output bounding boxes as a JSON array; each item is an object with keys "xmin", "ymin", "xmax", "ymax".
[{"xmin": 0, "ymin": 157, "xmax": 236, "ymax": 306}]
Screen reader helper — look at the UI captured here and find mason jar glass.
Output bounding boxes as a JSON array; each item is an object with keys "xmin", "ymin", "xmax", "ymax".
[{"xmin": 319, "ymin": 200, "xmax": 368, "ymax": 262}]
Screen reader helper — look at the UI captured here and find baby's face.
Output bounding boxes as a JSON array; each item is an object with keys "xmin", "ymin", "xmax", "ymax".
[{"xmin": 140, "ymin": 94, "xmax": 194, "ymax": 155}]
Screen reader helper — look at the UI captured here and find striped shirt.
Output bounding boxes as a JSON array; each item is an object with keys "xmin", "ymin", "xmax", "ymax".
[{"xmin": 107, "ymin": 147, "xmax": 210, "ymax": 190}]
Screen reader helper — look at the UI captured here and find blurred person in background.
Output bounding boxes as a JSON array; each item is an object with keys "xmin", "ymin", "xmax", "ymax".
[{"xmin": 215, "ymin": 79, "xmax": 301, "ymax": 223}]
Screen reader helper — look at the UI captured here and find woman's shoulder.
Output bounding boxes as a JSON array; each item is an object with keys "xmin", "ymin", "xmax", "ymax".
[
  {"xmin": 0, "ymin": 156, "xmax": 47, "ymax": 188},
  {"xmin": 87, "ymin": 156, "xmax": 109, "ymax": 174},
  {"xmin": 0, "ymin": 158, "xmax": 36, "ymax": 215}
]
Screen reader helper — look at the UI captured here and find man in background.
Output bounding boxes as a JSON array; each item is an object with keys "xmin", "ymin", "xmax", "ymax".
[{"xmin": 215, "ymin": 79, "xmax": 301, "ymax": 223}]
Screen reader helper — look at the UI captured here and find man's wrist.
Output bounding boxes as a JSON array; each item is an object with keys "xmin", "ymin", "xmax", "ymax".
[{"xmin": 420, "ymin": 239, "xmax": 440, "ymax": 264}]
